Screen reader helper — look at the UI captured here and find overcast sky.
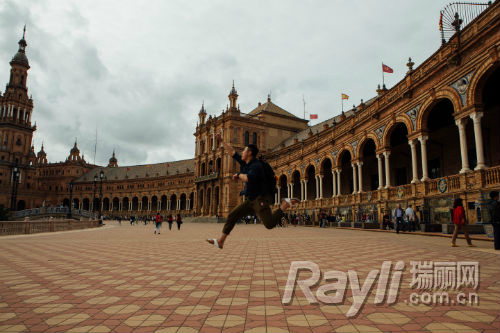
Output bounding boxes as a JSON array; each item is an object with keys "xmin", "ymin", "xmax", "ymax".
[{"xmin": 0, "ymin": 0, "xmax": 454, "ymax": 166}]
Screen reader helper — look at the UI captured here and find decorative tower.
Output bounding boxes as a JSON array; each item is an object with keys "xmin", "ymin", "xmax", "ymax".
[
  {"xmin": 107, "ymin": 150, "xmax": 118, "ymax": 167},
  {"xmin": 36, "ymin": 144, "xmax": 47, "ymax": 165},
  {"xmin": 198, "ymin": 102, "xmax": 207, "ymax": 125},
  {"xmin": 228, "ymin": 81, "xmax": 238, "ymax": 111},
  {"xmin": 67, "ymin": 141, "xmax": 82, "ymax": 162},
  {"xmin": 0, "ymin": 25, "xmax": 35, "ymax": 165}
]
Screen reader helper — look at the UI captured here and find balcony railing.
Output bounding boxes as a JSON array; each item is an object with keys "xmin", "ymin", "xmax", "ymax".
[
  {"xmin": 277, "ymin": 166, "xmax": 500, "ymax": 209},
  {"xmin": 194, "ymin": 172, "xmax": 219, "ymax": 183}
]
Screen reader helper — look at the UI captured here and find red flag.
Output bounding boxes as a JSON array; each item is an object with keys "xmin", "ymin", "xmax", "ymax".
[
  {"xmin": 309, "ymin": 114, "xmax": 318, "ymax": 120},
  {"xmin": 126, "ymin": 167, "xmax": 130, "ymax": 171},
  {"xmin": 382, "ymin": 64, "xmax": 393, "ymax": 73}
]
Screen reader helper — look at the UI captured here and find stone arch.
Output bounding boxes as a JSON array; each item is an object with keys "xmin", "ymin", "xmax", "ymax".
[
  {"xmin": 382, "ymin": 119, "xmax": 412, "ymax": 148},
  {"xmin": 179, "ymin": 193, "xmax": 187, "ymax": 210},
  {"xmin": 357, "ymin": 135, "xmax": 379, "ymax": 158},
  {"xmin": 335, "ymin": 147, "xmax": 354, "ymax": 168},
  {"xmin": 123, "ymin": 197, "xmax": 129, "ymax": 211},
  {"xmin": 467, "ymin": 58, "xmax": 500, "ymax": 106},
  {"xmin": 417, "ymin": 87, "xmax": 463, "ymax": 131},
  {"xmin": 279, "ymin": 174, "xmax": 287, "ymax": 200},
  {"xmin": 112, "ymin": 197, "xmax": 119, "ymax": 211},
  {"xmin": 320, "ymin": 157, "xmax": 333, "ymax": 197}
]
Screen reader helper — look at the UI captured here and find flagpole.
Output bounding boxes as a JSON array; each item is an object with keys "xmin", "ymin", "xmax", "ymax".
[
  {"xmin": 382, "ymin": 62, "xmax": 385, "ymax": 87},
  {"xmin": 341, "ymin": 94, "xmax": 344, "ymax": 113}
]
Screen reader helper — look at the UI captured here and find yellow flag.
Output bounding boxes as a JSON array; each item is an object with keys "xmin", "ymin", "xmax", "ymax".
[{"xmin": 341, "ymin": 93, "xmax": 349, "ymax": 100}]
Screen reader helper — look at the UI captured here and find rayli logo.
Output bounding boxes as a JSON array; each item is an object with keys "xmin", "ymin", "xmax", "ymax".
[
  {"xmin": 282, "ymin": 261, "xmax": 405, "ymax": 317},
  {"xmin": 282, "ymin": 261, "xmax": 480, "ymax": 317}
]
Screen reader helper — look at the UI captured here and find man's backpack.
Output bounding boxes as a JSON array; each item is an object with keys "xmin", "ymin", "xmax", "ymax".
[{"xmin": 258, "ymin": 156, "xmax": 277, "ymax": 196}]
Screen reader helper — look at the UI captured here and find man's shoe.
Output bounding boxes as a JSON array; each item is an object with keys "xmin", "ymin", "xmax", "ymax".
[
  {"xmin": 451, "ymin": 243, "xmax": 458, "ymax": 247},
  {"xmin": 467, "ymin": 244, "xmax": 476, "ymax": 247}
]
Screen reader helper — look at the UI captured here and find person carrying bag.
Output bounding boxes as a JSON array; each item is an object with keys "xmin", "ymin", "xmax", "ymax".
[{"xmin": 451, "ymin": 198, "xmax": 474, "ymax": 247}]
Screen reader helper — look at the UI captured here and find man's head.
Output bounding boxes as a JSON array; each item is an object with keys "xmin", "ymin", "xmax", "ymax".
[
  {"xmin": 490, "ymin": 191, "xmax": 499, "ymax": 201},
  {"xmin": 242, "ymin": 144, "xmax": 259, "ymax": 162}
]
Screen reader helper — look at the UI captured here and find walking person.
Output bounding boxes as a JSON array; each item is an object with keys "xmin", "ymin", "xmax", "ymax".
[
  {"xmin": 176, "ymin": 214, "xmax": 183, "ymax": 230},
  {"xmin": 207, "ymin": 135, "xmax": 299, "ymax": 249},
  {"xmin": 405, "ymin": 204, "xmax": 416, "ymax": 232},
  {"xmin": 451, "ymin": 198, "xmax": 475, "ymax": 247},
  {"xmin": 154, "ymin": 212, "xmax": 162, "ymax": 234},
  {"xmin": 487, "ymin": 191, "xmax": 500, "ymax": 250},
  {"xmin": 394, "ymin": 204, "xmax": 405, "ymax": 234},
  {"xmin": 167, "ymin": 214, "xmax": 173, "ymax": 230}
]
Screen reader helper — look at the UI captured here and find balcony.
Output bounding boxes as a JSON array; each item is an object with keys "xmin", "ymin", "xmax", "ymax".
[{"xmin": 194, "ymin": 172, "xmax": 219, "ymax": 183}]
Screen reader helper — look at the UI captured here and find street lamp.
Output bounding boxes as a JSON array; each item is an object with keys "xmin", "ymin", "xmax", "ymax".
[
  {"xmin": 93, "ymin": 174, "xmax": 98, "ymax": 216},
  {"xmin": 68, "ymin": 181, "xmax": 74, "ymax": 219},
  {"xmin": 10, "ymin": 164, "xmax": 20, "ymax": 211},
  {"xmin": 98, "ymin": 170, "xmax": 104, "ymax": 225}
]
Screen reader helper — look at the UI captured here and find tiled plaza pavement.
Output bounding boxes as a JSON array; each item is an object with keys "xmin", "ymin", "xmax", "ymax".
[{"xmin": 0, "ymin": 222, "xmax": 498, "ymax": 333}]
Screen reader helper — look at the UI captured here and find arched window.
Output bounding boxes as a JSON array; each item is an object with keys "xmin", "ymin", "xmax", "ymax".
[
  {"xmin": 252, "ymin": 132, "xmax": 257, "ymax": 145},
  {"xmin": 244, "ymin": 131, "xmax": 249, "ymax": 146}
]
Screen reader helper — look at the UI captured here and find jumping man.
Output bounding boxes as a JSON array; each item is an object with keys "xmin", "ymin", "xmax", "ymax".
[{"xmin": 207, "ymin": 134, "xmax": 299, "ymax": 249}]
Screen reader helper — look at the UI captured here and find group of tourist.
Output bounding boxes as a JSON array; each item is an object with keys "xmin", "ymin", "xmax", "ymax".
[
  {"xmin": 116, "ymin": 214, "xmax": 183, "ymax": 234},
  {"xmin": 383, "ymin": 204, "xmax": 419, "ymax": 233}
]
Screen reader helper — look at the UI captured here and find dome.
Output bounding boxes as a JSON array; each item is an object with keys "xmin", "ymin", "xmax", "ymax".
[
  {"xmin": 37, "ymin": 145, "xmax": 46, "ymax": 157},
  {"xmin": 70, "ymin": 142, "xmax": 80, "ymax": 154},
  {"xmin": 10, "ymin": 37, "xmax": 29, "ymax": 68}
]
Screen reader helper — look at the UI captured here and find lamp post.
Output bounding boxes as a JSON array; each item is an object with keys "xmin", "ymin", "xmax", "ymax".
[
  {"xmin": 10, "ymin": 164, "xmax": 20, "ymax": 211},
  {"xmin": 68, "ymin": 181, "xmax": 74, "ymax": 219},
  {"xmin": 98, "ymin": 170, "xmax": 104, "ymax": 225},
  {"xmin": 93, "ymin": 174, "xmax": 98, "ymax": 217}
]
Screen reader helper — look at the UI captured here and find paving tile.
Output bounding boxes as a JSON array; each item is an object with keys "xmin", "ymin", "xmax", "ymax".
[{"xmin": 0, "ymin": 222, "xmax": 497, "ymax": 332}]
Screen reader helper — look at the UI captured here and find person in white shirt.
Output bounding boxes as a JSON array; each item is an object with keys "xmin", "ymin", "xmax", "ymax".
[{"xmin": 405, "ymin": 205, "xmax": 416, "ymax": 232}]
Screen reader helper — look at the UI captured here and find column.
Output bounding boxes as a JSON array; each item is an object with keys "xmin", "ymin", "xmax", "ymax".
[
  {"xmin": 129, "ymin": 202, "xmax": 132, "ymax": 211},
  {"xmin": 110, "ymin": 201, "xmax": 113, "ymax": 211},
  {"xmin": 332, "ymin": 170, "xmax": 337, "ymax": 197},
  {"xmin": 287, "ymin": 183, "xmax": 291, "ymax": 198},
  {"xmin": 470, "ymin": 112, "xmax": 486, "ymax": 170},
  {"xmin": 177, "ymin": 200, "xmax": 181, "ymax": 210},
  {"xmin": 418, "ymin": 136, "xmax": 430, "ymax": 181},
  {"xmin": 384, "ymin": 151, "xmax": 391, "ymax": 188},
  {"xmin": 304, "ymin": 179, "xmax": 308, "ymax": 201},
  {"xmin": 357, "ymin": 162, "xmax": 363, "ymax": 193},
  {"xmin": 119, "ymin": 201, "xmax": 122, "ymax": 211},
  {"xmin": 377, "ymin": 154, "xmax": 384, "ymax": 189},
  {"xmin": 139, "ymin": 202, "xmax": 142, "ymax": 211},
  {"xmin": 274, "ymin": 192, "xmax": 278, "ymax": 205},
  {"xmin": 409, "ymin": 139, "xmax": 419, "ymax": 183},
  {"xmin": 337, "ymin": 169, "xmax": 342, "ymax": 196},
  {"xmin": 352, "ymin": 163, "xmax": 357, "ymax": 194},
  {"xmin": 299, "ymin": 180, "xmax": 303, "ymax": 201},
  {"xmin": 167, "ymin": 200, "xmax": 171, "ymax": 211}
]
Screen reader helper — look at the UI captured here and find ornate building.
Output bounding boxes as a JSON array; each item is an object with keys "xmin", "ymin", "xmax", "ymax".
[{"xmin": 1, "ymin": 2, "xmax": 499, "ymax": 224}]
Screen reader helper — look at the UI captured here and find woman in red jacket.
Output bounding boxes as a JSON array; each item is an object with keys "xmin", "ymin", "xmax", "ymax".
[{"xmin": 451, "ymin": 198, "xmax": 474, "ymax": 247}]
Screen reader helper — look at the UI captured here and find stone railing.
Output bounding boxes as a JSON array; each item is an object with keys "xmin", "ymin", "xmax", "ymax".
[
  {"xmin": 12, "ymin": 207, "xmax": 94, "ymax": 219},
  {"xmin": 194, "ymin": 172, "xmax": 219, "ymax": 183},
  {"xmin": 0, "ymin": 219, "xmax": 100, "ymax": 236}
]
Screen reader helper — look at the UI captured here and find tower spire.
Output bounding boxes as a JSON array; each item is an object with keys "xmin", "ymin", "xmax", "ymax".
[{"xmin": 23, "ymin": 24, "xmax": 26, "ymax": 39}]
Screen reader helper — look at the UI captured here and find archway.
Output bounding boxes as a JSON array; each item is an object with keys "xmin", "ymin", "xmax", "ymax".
[
  {"xmin": 189, "ymin": 192, "xmax": 194, "ymax": 210},
  {"xmin": 360, "ymin": 139, "xmax": 378, "ymax": 191},
  {"xmin": 160, "ymin": 195, "xmax": 167, "ymax": 211},
  {"xmin": 123, "ymin": 197, "xmax": 129, "ymax": 211},
  {"xmin": 320, "ymin": 158, "xmax": 333, "ymax": 197},
  {"xmin": 213, "ymin": 188, "xmax": 219, "ymax": 214},
  {"xmin": 292, "ymin": 171, "xmax": 301, "ymax": 199},
  {"xmin": 151, "ymin": 196, "xmax": 158, "ymax": 211},
  {"xmin": 199, "ymin": 190, "xmax": 204, "ymax": 211},
  {"xmin": 103, "ymin": 198, "xmax": 110, "ymax": 211},
  {"xmin": 338, "ymin": 150, "xmax": 353, "ymax": 194},
  {"xmin": 279, "ymin": 175, "xmax": 287, "ymax": 200},
  {"xmin": 132, "ymin": 197, "xmax": 139, "ymax": 211},
  {"xmin": 388, "ymin": 123, "xmax": 411, "ymax": 186},
  {"xmin": 83, "ymin": 198, "xmax": 90, "ymax": 211},
  {"xmin": 180, "ymin": 193, "xmax": 187, "ymax": 210},
  {"xmin": 92, "ymin": 198, "xmax": 99, "ymax": 211},
  {"xmin": 73, "ymin": 198, "xmax": 79, "ymax": 210},
  {"xmin": 306, "ymin": 165, "xmax": 316, "ymax": 200},
  {"xmin": 112, "ymin": 197, "xmax": 119, "ymax": 211},
  {"xmin": 206, "ymin": 188, "xmax": 211, "ymax": 214},
  {"xmin": 62, "ymin": 198, "xmax": 70, "ymax": 207},
  {"xmin": 170, "ymin": 194, "xmax": 177, "ymax": 211},
  {"xmin": 141, "ymin": 196, "xmax": 148, "ymax": 211},
  {"xmin": 425, "ymin": 99, "xmax": 462, "ymax": 178},
  {"xmin": 480, "ymin": 66, "xmax": 500, "ymax": 166}
]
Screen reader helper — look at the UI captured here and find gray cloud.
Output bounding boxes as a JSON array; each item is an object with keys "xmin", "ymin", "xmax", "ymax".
[{"xmin": 0, "ymin": 0, "xmax": 453, "ymax": 166}]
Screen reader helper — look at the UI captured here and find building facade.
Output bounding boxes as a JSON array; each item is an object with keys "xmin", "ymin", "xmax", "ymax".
[{"xmin": 1, "ymin": 3, "xmax": 499, "ymax": 223}]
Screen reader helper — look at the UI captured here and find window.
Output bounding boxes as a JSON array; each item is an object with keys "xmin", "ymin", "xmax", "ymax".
[
  {"xmin": 252, "ymin": 132, "xmax": 257, "ymax": 145},
  {"xmin": 244, "ymin": 131, "xmax": 249, "ymax": 146}
]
